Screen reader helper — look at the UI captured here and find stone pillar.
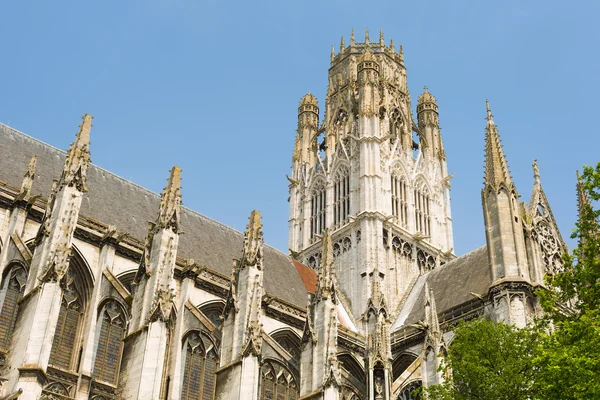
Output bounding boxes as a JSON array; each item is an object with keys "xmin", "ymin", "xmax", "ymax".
[
  {"xmin": 4, "ymin": 115, "xmax": 93, "ymax": 399},
  {"xmin": 216, "ymin": 211, "xmax": 265, "ymax": 400},
  {"xmin": 118, "ymin": 166, "xmax": 181, "ymax": 400}
]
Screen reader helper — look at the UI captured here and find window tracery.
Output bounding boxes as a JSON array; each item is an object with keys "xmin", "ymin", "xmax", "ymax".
[
  {"xmin": 333, "ymin": 167, "xmax": 350, "ymax": 228},
  {"xmin": 181, "ymin": 331, "xmax": 217, "ymax": 400},
  {"xmin": 310, "ymin": 180, "xmax": 327, "ymax": 241},
  {"xmin": 49, "ymin": 268, "xmax": 83, "ymax": 371},
  {"xmin": 199, "ymin": 302, "xmax": 225, "ymax": 329},
  {"xmin": 414, "ymin": 185, "xmax": 431, "ymax": 237},
  {"xmin": 260, "ymin": 360, "xmax": 299, "ymax": 400},
  {"xmin": 271, "ymin": 330, "xmax": 301, "ymax": 360},
  {"xmin": 397, "ymin": 380, "xmax": 422, "ymax": 400},
  {"xmin": 416, "ymin": 249, "xmax": 435, "ymax": 273},
  {"xmin": 93, "ymin": 300, "xmax": 126, "ymax": 384},
  {"xmin": 0, "ymin": 264, "xmax": 27, "ymax": 357},
  {"xmin": 532, "ymin": 221, "xmax": 562, "ymax": 273},
  {"xmin": 391, "ymin": 174, "xmax": 408, "ymax": 228}
]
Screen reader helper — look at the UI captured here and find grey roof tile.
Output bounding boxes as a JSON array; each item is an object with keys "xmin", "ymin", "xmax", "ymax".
[{"xmin": 0, "ymin": 124, "xmax": 308, "ymax": 308}]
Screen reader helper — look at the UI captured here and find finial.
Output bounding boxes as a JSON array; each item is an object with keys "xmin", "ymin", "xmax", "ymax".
[
  {"xmin": 241, "ymin": 210, "xmax": 264, "ymax": 268},
  {"xmin": 379, "ymin": 29, "xmax": 384, "ymax": 45},
  {"xmin": 20, "ymin": 155, "xmax": 37, "ymax": 196},
  {"xmin": 340, "ymin": 36, "xmax": 345, "ymax": 52},
  {"xmin": 157, "ymin": 166, "xmax": 182, "ymax": 232},
  {"xmin": 533, "ymin": 159, "xmax": 540, "ymax": 183},
  {"xmin": 331, "ymin": 44, "xmax": 335, "ymax": 62},
  {"xmin": 60, "ymin": 114, "xmax": 93, "ymax": 192},
  {"xmin": 486, "ymin": 99, "xmax": 493, "ymax": 122},
  {"xmin": 365, "ymin": 28, "xmax": 370, "ymax": 46},
  {"xmin": 390, "ymin": 39, "xmax": 395, "ymax": 53},
  {"xmin": 483, "ymin": 100, "xmax": 513, "ymax": 189},
  {"xmin": 350, "ymin": 28, "xmax": 355, "ymax": 46},
  {"xmin": 399, "ymin": 44, "xmax": 404, "ymax": 62},
  {"xmin": 423, "ymin": 85, "xmax": 428, "ymax": 93}
]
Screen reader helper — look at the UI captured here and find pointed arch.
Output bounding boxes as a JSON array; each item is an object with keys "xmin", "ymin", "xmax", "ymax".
[
  {"xmin": 0, "ymin": 261, "xmax": 28, "ymax": 356},
  {"xmin": 180, "ymin": 330, "xmax": 218, "ymax": 400},
  {"xmin": 198, "ymin": 300, "xmax": 225, "ymax": 329},
  {"xmin": 92, "ymin": 298, "xmax": 128, "ymax": 384},
  {"xmin": 260, "ymin": 358, "xmax": 299, "ymax": 400},
  {"xmin": 48, "ymin": 246, "xmax": 94, "ymax": 371},
  {"xmin": 339, "ymin": 352, "xmax": 365, "ymax": 385},
  {"xmin": 332, "ymin": 163, "xmax": 351, "ymax": 229},
  {"xmin": 397, "ymin": 379, "xmax": 422, "ymax": 400},
  {"xmin": 413, "ymin": 176, "xmax": 432, "ymax": 237},
  {"xmin": 390, "ymin": 163, "xmax": 410, "ymax": 229},
  {"xmin": 309, "ymin": 176, "xmax": 327, "ymax": 241},
  {"xmin": 392, "ymin": 352, "xmax": 418, "ymax": 382},
  {"xmin": 270, "ymin": 328, "xmax": 301, "ymax": 360}
]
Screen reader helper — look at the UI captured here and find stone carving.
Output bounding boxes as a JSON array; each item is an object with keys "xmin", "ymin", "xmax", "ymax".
[{"xmin": 240, "ymin": 210, "xmax": 263, "ymax": 269}]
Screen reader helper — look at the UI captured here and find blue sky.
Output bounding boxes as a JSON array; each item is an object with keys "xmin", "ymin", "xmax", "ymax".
[{"xmin": 1, "ymin": 1, "xmax": 598, "ymax": 256}]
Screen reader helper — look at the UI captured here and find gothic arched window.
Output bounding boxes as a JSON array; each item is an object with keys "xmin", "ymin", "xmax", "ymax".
[
  {"xmin": 414, "ymin": 185, "xmax": 431, "ymax": 237},
  {"xmin": 49, "ymin": 269, "xmax": 84, "ymax": 371},
  {"xmin": 271, "ymin": 329, "xmax": 301, "ymax": 360},
  {"xmin": 310, "ymin": 180, "xmax": 327, "ymax": 241},
  {"xmin": 181, "ymin": 331, "xmax": 217, "ymax": 400},
  {"xmin": 260, "ymin": 360, "xmax": 299, "ymax": 400},
  {"xmin": 93, "ymin": 300, "xmax": 127, "ymax": 384},
  {"xmin": 199, "ymin": 301, "xmax": 225, "ymax": 329},
  {"xmin": 398, "ymin": 380, "xmax": 422, "ymax": 400},
  {"xmin": 391, "ymin": 174, "xmax": 408, "ymax": 228},
  {"xmin": 0, "ymin": 264, "xmax": 27, "ymax": 355},
  {"xmin": 333, "ymin": 167, "xmax": 350, "ymax": 229}
]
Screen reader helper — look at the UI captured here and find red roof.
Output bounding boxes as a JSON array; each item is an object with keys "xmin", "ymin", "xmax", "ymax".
[{"xmin": 292, "ymin": 259, "xmax": 317, "ymax": 295}]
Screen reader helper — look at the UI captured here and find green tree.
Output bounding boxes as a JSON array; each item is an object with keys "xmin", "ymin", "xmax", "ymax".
[
  {"xmin": 534, "ymin": 163, "xmax": 600, "ymax": 399},
  {"xmin": 426, "ymin": 318, "xmax": 540, "ymax": 400},
  {"xmin": 428, "ymin": 163, "xmax": 600, "ymax": 400}
]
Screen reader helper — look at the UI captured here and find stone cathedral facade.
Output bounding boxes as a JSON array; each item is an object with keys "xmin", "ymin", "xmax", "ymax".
[{"xmin": 0, "ymin": 30, "xmax": 568, "ymax": 400}]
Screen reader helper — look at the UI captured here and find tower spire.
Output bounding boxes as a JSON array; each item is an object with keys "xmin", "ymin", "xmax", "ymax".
[
  {"xmin": 365, "ymin": 28, "xmax": 370, "ymax": 46},
  {"xmin": 331, "ymin": 44, "xmax": 335, "ymax": 62},
  {"xmin": 340, "ymin": 36, "xmax": 345, "ymax": 52},
  {"xmin": 379, "ymin": 29, "xmax": 384, "ymax": 46},
  {"xmin": 350, "ymin": 28, "xmax": 355, "ymax": 46},
  {"xmin": 484, "ymin": 100, "xmax": 513, "ymax": 189}
]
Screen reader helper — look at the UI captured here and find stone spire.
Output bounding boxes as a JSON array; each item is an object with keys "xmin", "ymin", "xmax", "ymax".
[
  {"xmin": 157, "ymin": 165, "xmax": 182, "ymax": 232},
  {"xmin": 424, "ymin": 283, "xmax": 441, "ymax": 346},
  {"xmin": 365, "ymin": 27, "xmax": 370, "ymax": 46},
  {"xmin": 399, "ymin": 44, "xmax": 404, "ymax": 62},
  {"xmin": 241, "ymin": 209, "xmax": 263, "ymax": 268},
  {"xmin": 379, "ymin": 29, "xmax": 384, "ymax": 46},
  {"xmin": 533, "ymin": 159, "xmax": 541, "ymax": 184},
  {"xmin": 317, "ymin": 228, "xmax": 337, "ymax": 301},
  {"xmin": 331, "ymin": 44, "xmax": 335, "ymax": 62},
  {"xmin": 350, "ymin": 28, "xmax": 355, "ymax": 46},
  {"xmin": 340, "ymin": 36, "xmax": 345, "ymax": 52},
  {"xmin": 484, "ymin": 100, "xmax": 513, "ymax": 190},
  {"xmin": 59, "ymin": 114, "xmax": 93, "ymax": 192}
]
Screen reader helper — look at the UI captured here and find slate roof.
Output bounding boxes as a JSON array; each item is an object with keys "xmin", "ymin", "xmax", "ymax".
[
  {"xmin": 0, "ymin": 124, "xmax": 309, "ymax": 308},
  {"xmin": 399, "ymin": 245, "xmax": 491, "ymax": 326}
]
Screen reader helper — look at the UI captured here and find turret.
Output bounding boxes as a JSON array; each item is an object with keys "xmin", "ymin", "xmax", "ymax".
[
  {"xmin": 296, "ymin": 92, "xmax": 319, "ymax": 170},
  {"xmin": 417, "ymin": 86, "xmax": 444, "ymax": 163}
]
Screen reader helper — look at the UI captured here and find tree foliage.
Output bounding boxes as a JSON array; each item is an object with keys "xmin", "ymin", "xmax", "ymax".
[{"xmin": 427, "ymin": 163, "xmax": 600, "ymax": 400}]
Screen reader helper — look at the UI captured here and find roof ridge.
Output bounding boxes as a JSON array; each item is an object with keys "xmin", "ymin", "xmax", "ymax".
[{"xmin": 0, "ymin": 123, "xmax": 288, "ymax": 258}]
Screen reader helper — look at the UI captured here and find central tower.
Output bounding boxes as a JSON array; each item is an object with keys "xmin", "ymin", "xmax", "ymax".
[{"xmin": 289, "ymin": 29, "xmax": 454, "ymax": 322}]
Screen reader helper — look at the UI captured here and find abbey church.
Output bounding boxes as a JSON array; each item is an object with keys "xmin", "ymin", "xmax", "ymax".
[{"xmin": 0, "ymin": 30, "xmax": 569, "ymax": 400}]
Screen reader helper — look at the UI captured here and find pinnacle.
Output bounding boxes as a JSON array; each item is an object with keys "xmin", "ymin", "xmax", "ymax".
[
  {"xmin": 157, "ymin": 165, "xmax": 182, "ymax": 231},
  {"xmin": 483, "ymin": 100, "xmax": 513, "ymax": 189}
]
